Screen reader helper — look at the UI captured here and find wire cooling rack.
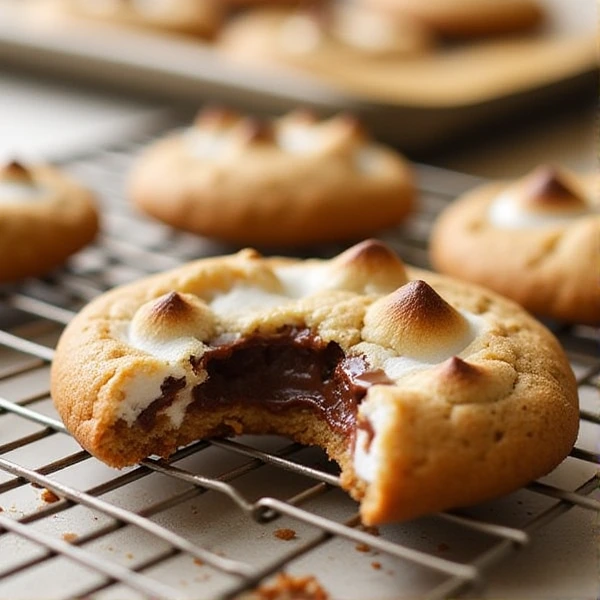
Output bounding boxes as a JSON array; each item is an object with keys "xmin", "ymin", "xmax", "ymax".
[{"xmin": 0, "ymin": 130, "xmax": 598, "ymax": 600}]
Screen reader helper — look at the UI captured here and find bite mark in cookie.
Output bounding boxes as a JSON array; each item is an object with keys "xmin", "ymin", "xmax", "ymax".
[{"xmin": 51, "ymin": 239, "xmax": 578, "ymax": 523}]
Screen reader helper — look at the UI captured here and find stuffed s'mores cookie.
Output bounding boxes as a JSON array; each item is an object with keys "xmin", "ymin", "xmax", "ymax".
[
  {"xmin": 0, "ymin": 160, "xmax": 99, "ymax": 283},
  {"xmin": 51, "ymin": 239, "xmax": 578, "ymax": 524},
  {"xmin": 430, "ymin": 165, "xmax": 599, "ymax": 325}
]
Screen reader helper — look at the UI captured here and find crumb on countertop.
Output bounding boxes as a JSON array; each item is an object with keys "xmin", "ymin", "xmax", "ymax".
[
  {"xmin": 242, "ymin": 573, "xmax": 329, "ymax": 599},
  {"xmin": 41, "ymin": 489, "xmax": 60, "ymax": 503},
  {"xmin": 274, "ymin": 528, "xmax": 297, "ymax": 541}
]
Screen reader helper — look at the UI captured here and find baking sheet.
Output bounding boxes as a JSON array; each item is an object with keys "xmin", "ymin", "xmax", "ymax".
[{"xmin": 0, "ymin": 0, "xmax": 597, "ymax": 153}]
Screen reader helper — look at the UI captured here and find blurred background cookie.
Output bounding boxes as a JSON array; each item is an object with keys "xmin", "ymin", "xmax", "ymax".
[
  {"xmin": 219, "ymin": 4, "xmax": 434, "ymax": 70},
  {"xmin": 0, "ymin": 160, "xmax": 99, "ymax": 282},
  {"xmin": 429, "ymin": 165, "xmax": 599, "ymax": 324},
  {"xmin": 128, "ymin": 106, "xmax": 415, "ymax": 247},
  {"xmin": 52, "ymin": 0, "xmax": 224, "ymax": 38},
  {"xmin": 360, "ymin": 0, "xmax": 544, "ymax": 38}
]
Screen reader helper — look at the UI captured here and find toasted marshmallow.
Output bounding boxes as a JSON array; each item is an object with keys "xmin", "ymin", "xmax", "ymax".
[
  {"xmin": 120, "ymin": 292, "xmax": 217, "ymax": 427},
  {"xmin": 274, "ymin": 240, "xmax": 407, "ymax": 299},
  {"xmin": 275, "ymin": 118, "xmax": 327, "ymax": 155},
  {"xmin": 233, "ymin": 117, "xmax": 276, "ymax": 147},
  {"xmin": 188, "ymin": 108, "xmax": 282, "ymax": 160},
  {"xmin": 489, "ymin": 165, "xmax": 593, "ymax": 228},
  {"xmin": 207, "ymin": 252, "xmax": 288, "ymax": 315},
  {"xmin": 186, "ymin": 107, "xmax": 244, "ymax": 160},
  {"xmin": 433, "ymin": 356, "xmax": 517, "ymax": 405},
  {"xmin": 0, "ymin": 161, "xmax": 48, "ymax": 203},
  {"xmin": 209, "ymin": 285, "xmax": 291, "ymax": 317},
  {"xmin": 275, "ymin": 111, "xmax": 365, "ymax": 155},
  {"xmin": 363, "ymin": 280, "xmax": 482, "ymax": 378},
  {"xmin": 331, "ymin": 3, "xmax": 432, "ymax": 57},
  {"xmin": 186, "ymin": 128, "xmax": 234, "ymax": 161},
  {"xmin": 325, "ymin": 239, "xmax": 408, "ymax": 294},
  {"xmin": 128, "ymin": 291, "xmax": 216, "ymax": 362},
  {"xmin": 278, "ymin": 10, "xmax": 324, "ymax": 55},
  {"xmin": 194, "ymin": 106, "xmax": 241, "ymax": 130}
]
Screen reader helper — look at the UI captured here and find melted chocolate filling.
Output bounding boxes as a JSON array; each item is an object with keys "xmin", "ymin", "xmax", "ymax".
[
  {"xmin": 138, "ymin": 375, "xmax": 186, "ymax": 431},
  {"xmin": 137, "ymin": 328, "xmax": 392, "ymax": 434},
  {"xmin": 190, "ymin": 328, "xmax": 389, "ymax": 434}
]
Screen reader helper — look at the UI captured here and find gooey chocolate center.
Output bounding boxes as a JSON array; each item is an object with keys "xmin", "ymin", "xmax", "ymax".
[
  {"xmin": 137, "ymin": 328, "xmax": 392, "ymax": 436},
  {"xmin": 190, "ymin": 327, "xmax": 391, "ymax": 435}
]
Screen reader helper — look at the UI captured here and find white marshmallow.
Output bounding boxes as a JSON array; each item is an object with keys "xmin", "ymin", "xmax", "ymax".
[
  {"xmin": 0, "ymin": 181, "xmax": 47, "ymax": 203},
  {"xmin": 488, "ymin": 189, "xmax": 593, "ymax": 229}
]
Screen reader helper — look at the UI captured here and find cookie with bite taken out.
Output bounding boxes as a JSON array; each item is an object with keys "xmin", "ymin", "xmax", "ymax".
[
  {"xmin": 128, "ymin": 107, "xmax": 415, "ymax": 248},
  {"xmin": 0, "ymin": 160, "xmax": 99, "ymax": 283},
  {"xmin": 430, "ymin": 165, "xmax": 599, "ymax": 325},
  {"xmin": 51, "ymin": 239, "xmax": 578, "ymax": 524}
]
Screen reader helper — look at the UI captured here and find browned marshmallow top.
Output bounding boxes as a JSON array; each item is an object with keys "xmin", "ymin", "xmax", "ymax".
[{"xmin": 488, "ymin": 165, "xmax": 595, "ymax": 227}]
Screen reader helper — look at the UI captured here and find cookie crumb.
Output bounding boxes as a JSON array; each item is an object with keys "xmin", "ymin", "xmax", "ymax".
[
  {"xmin": 371, "ymin": 561, "xmax": 382, "ymax": 570},
  {"xmin": 249, "ymin": 573, "xmax": 329, "ymax": 599},
  {"xmin": 194, "ymin": 558, "xmax": 204, "ymax": 566},
  {"xmin": 62, "ymin": 533, "xmax": 77, "ymax": 543},
  {"xmin": 274, "ymin": 528, "xmax": 297, "ymax": 541},
  {"xmin": 355, "ymin": 543, "xmax": 370, "ymax": 553},
  {"xmin": 41, "ymin": 489, "xmax": 60, "ymax": 503}
]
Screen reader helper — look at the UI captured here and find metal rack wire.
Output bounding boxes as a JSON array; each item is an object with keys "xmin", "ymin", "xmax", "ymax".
[{"xmin": 0, "ymin": 131, "xmax": 598, "ymax": 600}]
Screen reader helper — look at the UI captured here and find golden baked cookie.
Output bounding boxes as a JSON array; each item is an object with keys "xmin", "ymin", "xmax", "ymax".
[
  {"xmin": 223, "ymin": 0, "xmax": 325, "ymax": 7},
  {"xmin": 361, "ymin": 0, "xmax": 544, "ymax": 38},
  {"xmin": 430, "ymin": 165, "xmax": 600, "ymax": 325},
  {"xmin": 0, "ymin": 160, "xmax": 99, "ymax": 283},
  {"xmin": 53, "ymin": 0, "xmax": 224, "ymax": 38},
  {"xmin": 219, "ymin": 5, "xmax": 434, "ymax": 69},
  {"xmin": 51, "ymin": 239, "xmax": 578, "ymax": 524},
  {"xmin": 128, "ymin": 107, "xmax": 415, "ymax": 247}
]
